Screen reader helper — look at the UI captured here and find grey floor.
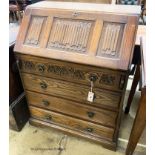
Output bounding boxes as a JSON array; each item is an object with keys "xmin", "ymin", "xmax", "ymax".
[{"xmin": 9, "ymin": 76, "xmax": 146, "ymax": 155}]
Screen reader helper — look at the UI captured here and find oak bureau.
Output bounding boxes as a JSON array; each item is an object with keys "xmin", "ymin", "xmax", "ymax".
[{"xmin": 14, "ymin": 1, "xmax": 140, "ymax": 150}]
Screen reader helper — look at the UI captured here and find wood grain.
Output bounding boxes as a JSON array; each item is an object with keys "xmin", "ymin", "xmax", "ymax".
[
  {"xmin": 26, "ymin": 91, "xmax": 117, "ymax": 128},
  {"xmin": 21, "ymin": 73, "xmax": 121, "ymax": 110},
  {"xmin": 14, "ymin": 1, "xmax": 140, "ymax": 150},
  {"xmin": 29, "ymin": 118, "xmax": 117, "ymax": 151},
  {"xmin": 16, "ymin": 54, "xmax": 127, "ymax": 92},
  {"xmin": 14, "ymin": 2, "xmax": 140, "ymax": 70},
  {"xmin": 29, "ymin": 106, "xmax": 114, "ymax": 140}
]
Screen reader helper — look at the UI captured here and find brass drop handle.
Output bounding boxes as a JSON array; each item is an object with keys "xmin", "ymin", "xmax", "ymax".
[
  {"xmin": 87, "ymin": 111, "xmax": 95, "ymax": 118},
  {"xmin": 86, "ymin": 127, "xmax": 93, "ymax": 133},
  {"xmin": 45, "ymin": 114, "xmax": 52, "ymax": 120},
  {"xmin": 38, "ymin": 64, "xmax": 45, "ymax": 73},
  {"xmin": 42, "ymin": 100, "xmax": 49, "ymax": 106},
  {"xmin": 40, "ymin": 82, "xmax": 47, "ymax": 89}
]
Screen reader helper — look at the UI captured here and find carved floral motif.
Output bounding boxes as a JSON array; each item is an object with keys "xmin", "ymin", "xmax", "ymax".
[
  {"xmin": 47, "ymin": 65, "xmax": 85, "ymax": 80},
  {"xmin": 19, "ymin": 60, "xmax": 118, "ymax": 87},
  {"xmin": 99, "ymin": 74, "xmax": 115, "ymax": 85},
  {"xmin": 21, "ymin": 60, "xmax": 35, "ymax": 70}
]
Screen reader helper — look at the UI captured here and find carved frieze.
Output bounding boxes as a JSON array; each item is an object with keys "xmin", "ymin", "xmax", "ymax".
[
  {"xmin": 19, "ymin": 60, "xmax": 85, "ymax": 80},
  {"xmin": 99, "ymin": 74, "xmax": 115, "ymax": 85},
  {"xmin": 21, "ymin": 60, "xmax": 35, "ymax": 70},
  {"xmin": 25, "ymin": 16, "xmax": 46, "ymax": 46},
  {"xmin": 19, "ymin": 60, "xmax": 119, "ymax": 87},
  {"xmin": 47, "ymin": 18, "xmax": 93, "ymax": 53},
  {"xmin": 97, "ymin": 22, "xmax": 124, "ymax": 58},
  {"xmin": 47, "ymin": 65, "xmax": 85, "ymax": 80}
]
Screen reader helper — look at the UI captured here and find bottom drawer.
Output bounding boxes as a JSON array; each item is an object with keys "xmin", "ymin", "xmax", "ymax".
[
  {"xmin": 26, "ymin": 91, "xmax": 117, "ymax": 127},
  {"xmin": 29, "ymin": 106, "xmax": 114, "ymax": 140}
]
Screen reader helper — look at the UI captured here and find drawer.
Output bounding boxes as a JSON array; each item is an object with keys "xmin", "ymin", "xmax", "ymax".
[
  {"xmin": 26, "ymin": 91, "xmax": 117, "ymax": 127},
  {"xmin": 17, "ymin": 54, "xmax": 127, "ymax": 91},
  {"xmin": 29, "ymin": 106, "xmax": 114, "ymax": 140},
  {"xmin": 22, "ymin": 73, "xmax": 121, "ymax": 110}
]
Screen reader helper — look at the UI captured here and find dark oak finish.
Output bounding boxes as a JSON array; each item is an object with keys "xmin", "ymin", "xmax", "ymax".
[
  {"xmin": 9, "ymin": 44, "xmax": 23, "ymax": 103},
  {"xmin": 126, "ymin": 36, "xmax": 146, "ymax": 155},
  {"xmin": 125, "ymin": 25, "xmax": 145, "ymax": 113},
  {"xmin": 125, "ymin": 64, "xmax": 140, "ymax": 113},
  {"xmin": 14, "ymin": 1, "xmax": 140, "ymax": 150},
  {"xmin": 126, "ymin": 89, "xmax": 146, "ymax": 155},
  {"xmin": 9, "ymin": 93, "xmax": 30, "ymax": 131},
  {"xmin": 9, "ymin": 25, "xmax": 30, "ymax": 131}
]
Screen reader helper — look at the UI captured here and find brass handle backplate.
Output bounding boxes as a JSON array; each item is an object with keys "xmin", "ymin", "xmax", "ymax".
[
  {"xmin": 86, "ymin": 127, "xmax": 93, "ymax": 133},
  {"xmin": 89, "ymin": 74, "xmax": 98, "ymax": 82},
  {"xmin": 37, "ymin": 64, "xmax": 45, "ymax": 73},
  {"xmin": 42, "ymin": 100, "xmax": 49, "ymax": 106},
  {"xmin": 45, "ymin": 114, "xmax": 52, "ymax": 120},
  {"xmin": 87, "ymin": 111, "xmax": 95, "ymax": 118},
  {"xmin": 40, "ymin": 82, "xmax": 47, "ymax": 89}
]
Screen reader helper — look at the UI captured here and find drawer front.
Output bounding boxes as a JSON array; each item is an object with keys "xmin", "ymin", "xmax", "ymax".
[
  {"xmin": 26, "ymin": 91, "xmax": 117, "ymax": 127},
  {"xmin": 22, "ymin": 73, "xmax": 121, "ymax": 110},
  {"xmin": 29, "ymin": 106, "xmax": 114, "ymax": 140},
  {"xmin": 17, "ymin": 54, "xmax": 126, "ymax": 91}
]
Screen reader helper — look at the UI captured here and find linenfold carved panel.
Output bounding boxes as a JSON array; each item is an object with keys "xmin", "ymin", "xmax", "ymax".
[
  {"xmin": 25, "ymin": 16, "xmax": 46, "ymax": 46},
  {"xmin": 97, "ymin": 22, "xmax": 124, "ymax": 58},
  {"xmin": 47, "ymin": 18, "xmax": 93, "ymax": 53}
]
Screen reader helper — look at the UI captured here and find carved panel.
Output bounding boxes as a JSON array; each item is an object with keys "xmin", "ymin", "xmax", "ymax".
[
  {"xmin": 19, "ymin": 60, "xmax": 85, "ymax": 80},
  {"xmin": 99, "ymin": 74, "xmax": 115, "ymax": 85},
  {"xmin": 18, "ymin": 60, "xmax": 122, "ymax": 87},
  {"xmin": 47, "ymin": 18, "xmax": 93, "ymax": 53},
  {"xmin": 19, "ymin": 60, "xmax": 35, "ymax": 70},
  {"xmin": 47, "ymin": 65, "xmax": 85, "ymax": 80},
  {"xmin": 97, "ymin": 22, "xmax": 124, "ymax": 58},
  {"xmin": 25, "ymin": 16, "xmax": 46, "ymax": 46}
]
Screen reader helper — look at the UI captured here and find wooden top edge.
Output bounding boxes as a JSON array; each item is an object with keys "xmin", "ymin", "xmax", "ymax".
[{"xmin": 28, "ymin": 1, "xmax": 141, "ymax": 15}]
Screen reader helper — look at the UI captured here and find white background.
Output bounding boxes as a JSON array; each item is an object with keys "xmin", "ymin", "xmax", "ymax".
[{"xmin": 0, "ymin": 0, "xmax": 155, "ymax": 154}]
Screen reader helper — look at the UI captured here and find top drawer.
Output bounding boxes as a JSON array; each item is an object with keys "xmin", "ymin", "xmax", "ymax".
[
  {"xmin": 21, "ymin": 73, "xmax": 121, "ymax": 110},
  {"xmin": 16, "ymin": 54, "xmax": 127, "ymax": 92}
]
